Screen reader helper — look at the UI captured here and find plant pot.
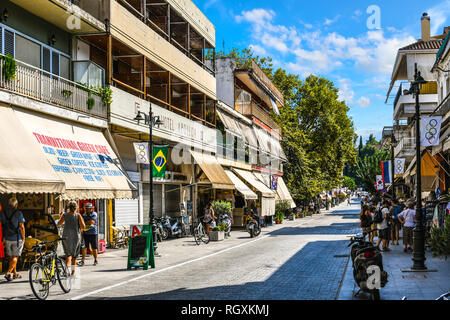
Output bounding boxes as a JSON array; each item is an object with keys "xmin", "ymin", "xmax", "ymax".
[
  {"xmin": 276, "ymin": 219, "xmax": 280, "ymax": 224},
  {"xmin": 209, "ymin": 230, "xmax": 224, "ymax": 241}
]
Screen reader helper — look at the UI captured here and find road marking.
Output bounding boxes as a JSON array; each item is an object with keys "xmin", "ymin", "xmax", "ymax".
[{"xmin": 70, "ymin": 204, "xmax": 353, "ymax": 300}]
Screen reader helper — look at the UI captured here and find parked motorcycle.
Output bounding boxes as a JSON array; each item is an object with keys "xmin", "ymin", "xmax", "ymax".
[
  {"xmin": 348, "ymin": 229, "xmax": 388, "ymax": 300},
  {"xmin": 161, "ymin": 215, "xmax": 186, "ymax": 238},
  {"xmin": 155, "ymin": 218, "xmax": 168, "ymax": 241},
  {"xmin": 246, "ymin": 213, "xmax": 261, "ymax": 238},
  {"xmin": 218, "ymin": 213, "xmax": 232, "ymax": 237}
]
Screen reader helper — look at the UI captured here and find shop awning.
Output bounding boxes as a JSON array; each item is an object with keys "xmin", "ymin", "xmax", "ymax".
[
  {"xmin": 232, "ymin": 169, "xmax": 275, "ymax": 197},
  {"xmin": 254, "ymin": 127, "xmax": 271, "ymax": 154},
  {"xmin": 275, "ymin": 177, "xmax": 296, "ymax": 209},
  {"xmin": 270, "ymin": 136, "xmax": 287, "ymax": 161},
  {"xmin": 190, "ymin": 150, "xmax": 234, "ymax": 189},
  {"xmin": 0, "ymin": 105, "xmax": 65, "ymax": 194},
  {"xmin": 224, "ymin": 170, "xmax": 258, "ymax": 200},
  {"xmin": 15, "ymin": 108, "xmax": 136, "ymax": 200},
  {"xmin": 217, "ymin": 109, "xmax": 243, "ymax": 138}
]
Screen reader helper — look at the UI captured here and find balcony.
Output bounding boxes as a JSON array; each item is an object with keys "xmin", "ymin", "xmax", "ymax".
[
  {"xmin": 237, "ymin": 99, "xmax": 280, "ymax": 132},
  {"xmin": 393, "ymin": 82, "xmax": 439, "ymax": 120},
  {"xmin": 394, "ymin": 137, "xmax": 415, "ymax": 159},
  {"xmin": 0, "ymin": 57, "xmax": 106, "ymax": 119}
]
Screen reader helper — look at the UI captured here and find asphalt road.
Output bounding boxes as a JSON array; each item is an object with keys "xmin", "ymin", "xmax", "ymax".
[{"xmin": 78, "ymin": 203, "xmax": 361, "ymax": 300}]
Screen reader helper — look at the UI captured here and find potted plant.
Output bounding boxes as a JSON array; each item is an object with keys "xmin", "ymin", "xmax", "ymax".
[
  {"xmin": 209, "ymin": 223, "xmax": 226, "ymax": 241},
  {"xmin": 61, "ymin": 89, "xmax": 73, "ymax": 99}
]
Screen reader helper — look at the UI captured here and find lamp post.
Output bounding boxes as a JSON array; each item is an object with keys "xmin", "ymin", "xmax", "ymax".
[
  {"xmin": 134, "ymin": 107, "xmax": 163, "ymax": 256},
  {"xmin": 408, "ymin": 63, "xmax": 428, "ymax": 271},
  {"xmin": 390, "ymin": 134, "xmax": 398, "ymax": 201}
]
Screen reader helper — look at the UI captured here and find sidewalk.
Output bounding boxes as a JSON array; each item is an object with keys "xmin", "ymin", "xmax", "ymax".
[
  {"xmin": 338, "ymin": 226, "xmax": 450, "ymax": 300},
  {"xmin": 0, "ymin": 202, "xmax": 346, "ymax": 300}
]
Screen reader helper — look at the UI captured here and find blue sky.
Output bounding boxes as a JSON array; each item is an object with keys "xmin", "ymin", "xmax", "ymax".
[{"xmin": 193, "ymin": 0, "xmax": 450, "ymax": 143}]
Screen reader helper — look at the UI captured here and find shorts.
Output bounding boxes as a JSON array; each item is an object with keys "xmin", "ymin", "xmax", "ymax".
[
  {"xmin": 5, "ymin": 240, "xmax": 24, "ymax": 257},
  {"xmin": 378, "ymin": 228, "xmax": 390, "ymax": 240},
  {"xmin": 391, "ymin": 219, "xmax": 401, "ymax": 231},
  {"xmin": 403, "ymin": 226, "xmax": 414, "ymax": 246},
  {"xmin": 83, "ymin": 234, "xmax": 98, "ymax": 250}
]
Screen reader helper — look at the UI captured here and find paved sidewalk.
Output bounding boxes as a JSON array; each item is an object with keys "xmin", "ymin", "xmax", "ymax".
[
  {"xmin": 0, "ymin": 202, "xmax": 347, "ymax": 300},
  {"xmin": 338, "ymin": 224, "xmax": 450, "ymax": 300}
]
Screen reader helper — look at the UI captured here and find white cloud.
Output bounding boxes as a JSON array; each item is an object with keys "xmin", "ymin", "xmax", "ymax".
[
  {"xmin": 324, "ymin": 15, "xmax": 341, "ymax": 26},
  {"xmin": 337, "ymin": 79, "xmax": 354, "ymax": 104},
  {"xmin": 428, "ymin": 0, "xmax": 450, "ymax": 35},
  {"xmin": 356, "ymin": 96, "xmax": 371, "ymax": 107}
]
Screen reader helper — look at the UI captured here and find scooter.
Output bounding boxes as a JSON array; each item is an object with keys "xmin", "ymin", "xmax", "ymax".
[
  {"xmin": 246, "ymin": 213, "xmax": 261, "ymax": 238},
  {"xmin": 155, "ymin": 218, "xmax": 168, "ymax": 241},
  {"xmin": 161, "ymin": 215, "xmax": 186, "ymax": 238},
  {"xmin": 348, "ymin": 229, "xmax": 388, "ymax": 300},
  {"xmin": 218, "ymin": 213, "xmax": 232, "ymax": 237}
]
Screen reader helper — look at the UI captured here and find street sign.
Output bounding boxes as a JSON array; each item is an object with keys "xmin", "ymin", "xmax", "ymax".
[{"xmin": 127, "ymin": 225, "xmax": 155, "ymax": 270}]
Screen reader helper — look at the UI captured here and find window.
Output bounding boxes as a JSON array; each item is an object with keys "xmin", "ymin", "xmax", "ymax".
[
  {"xmin": 15, "ymin": 34, "xmax": 41, "ymax": 68},
  {"xmin": 4, "ymin": 30, "xmax": 14, "ymax": 56},
  {"xmin": 60, "ymin": 55, "xmax": 70, "ymax": 80},
  {"xmin": 52, "ymin": 51, "xmax": 59, "ymax": 76}
]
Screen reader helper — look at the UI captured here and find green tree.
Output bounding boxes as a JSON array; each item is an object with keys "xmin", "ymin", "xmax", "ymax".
[
  {"xmin": 355, "ymin": 149, "xmax": 390, "ymax": 194},
  {"xmin": 343, "ymin": 176, "xmax": 356, "ymax": 191}
]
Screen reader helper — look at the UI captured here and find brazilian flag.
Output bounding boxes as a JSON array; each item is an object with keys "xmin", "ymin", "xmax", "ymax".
[{"xmin": 152, "ymin": 146, "xmax": 168, "ymax": 178}]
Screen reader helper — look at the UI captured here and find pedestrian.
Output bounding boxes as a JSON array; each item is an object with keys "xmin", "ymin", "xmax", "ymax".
[
  {"xmin": 390, "ymin": 200, "xmax": 402, "ymax": 245},
  {"xmin": 360, "ymin": 204, "xmax": 372, "ymax": 238},
  {"xmin": 398, "ymin": 201, "xmax": 416, "ymax": 253},
  {"xmin": 0, "ymin": 197, "xmax": 26, "ymax": 281},
  {"xmin": 57, "ymin": 201, "xmax": 85, "ymax": 276},
  {"xmin": 376, "ymin": 201, "xmax": 391, "ymax": 252},
  {"xmin": 78, "ymin": 203, "xmax": 99, "ymax": 266},
  {"xmin": 369, "ymin": 206, "xmax": 377, "ymax": 243},
  {"xmin": 202, "ymin": 202, "xmax": 216, "ymax": 234}
]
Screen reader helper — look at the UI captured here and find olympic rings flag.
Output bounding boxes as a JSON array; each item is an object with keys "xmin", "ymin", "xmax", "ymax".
[
  {"xmin": 133, "ymin": 142, "xmax": 150, "ymax": 164},
  {"xmin": 394, "ymin": 158, "xmax": 406, "ymax": 175},
  {"xmin": 421, "ymin": 116, "xmax": 442, "ymax": 147}
]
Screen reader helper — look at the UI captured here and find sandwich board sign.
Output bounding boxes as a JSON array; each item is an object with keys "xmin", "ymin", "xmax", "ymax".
[{"xmin": 127, "ymin": 225, "xmax": 155, "ymax": 270}]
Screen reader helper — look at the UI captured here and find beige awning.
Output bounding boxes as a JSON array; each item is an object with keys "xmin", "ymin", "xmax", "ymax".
[
  {"xmin": 239, "ymin": 123, "xmax": 259, "ymax": 149},
  {"xmin": 254, "ymin": 127, "xmax": 271, "ymax": 153},
  {"xmin": 224, "ymin": 170, "xmax": 257, "ymax": 200},
  {"xmin": 232, "ymin": 168, "xmax": 275, "ymax": 197},
  {"xmin": 15, "ymin": 108, "xmax": 135, "ymax": 200},
  {"xmin": 0, "ymin": 105, "xmax": 65, "ymax": 194},
  {"xmin": 217, "ymin": 109, "xmax": 243, "ymax": 138},
  {"xmin": 190, "ymin": 150, "xmax": 234, "ymax": 189},
  {"xmin": 276, "ymin": 177, "xmax": 296, "ymax": 209}
]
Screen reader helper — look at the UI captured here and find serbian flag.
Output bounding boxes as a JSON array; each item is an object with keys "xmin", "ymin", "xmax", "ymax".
[{"xmin": 381, "ymin": 161, "xmax": 392, "ymax": 186}]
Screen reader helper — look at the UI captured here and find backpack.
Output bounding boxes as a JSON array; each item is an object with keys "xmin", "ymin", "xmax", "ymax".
[
  {"xmin": 361, "ymin": 214, "xmax": 372, "ymax": 227},
  {"xmin": 373, "ymin": 208, "xmax": 383, "ymax": 224}
]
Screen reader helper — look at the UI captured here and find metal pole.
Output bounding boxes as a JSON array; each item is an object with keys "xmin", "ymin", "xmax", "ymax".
[
  {"xmin": 412, "ymin": 63, "xmax": 427, "ymax": 270},
  {"xmin": 149, "ymin": 104, "xmax": 158, "ymax": 255},
  {"xmin": 391, "ymin": 143, "xmax": 395, "ymax": 200}
]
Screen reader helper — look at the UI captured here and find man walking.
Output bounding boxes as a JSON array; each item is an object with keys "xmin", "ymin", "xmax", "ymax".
[
  {"xmin": 0, "ymin": 198, "xmax": 25, "ymax": 281},
  {"xmin": 398, "ymin": 201, "xmax": 416, "ymax": 253},
  {"xmin": 376, "ymin": 201, "xmax": 391, "ymax": 252},
  {"xmin": 78, "ymin": 203, "xmax": 99, "ymax": 266}
]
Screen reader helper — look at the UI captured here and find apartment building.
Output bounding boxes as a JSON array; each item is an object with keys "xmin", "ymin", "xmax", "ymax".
[
  {"xmin": 385, "ymin": 13, "xmax": 448, "ymax": 198},
  {"xmin": 212, "ymin": 57, "xmax": 295, "ymax": 226}
]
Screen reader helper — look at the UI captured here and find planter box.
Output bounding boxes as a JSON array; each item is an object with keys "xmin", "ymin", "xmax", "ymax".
[{"xmin": 209, "ymin": 231, "xmax": 224, "ymax": 241}]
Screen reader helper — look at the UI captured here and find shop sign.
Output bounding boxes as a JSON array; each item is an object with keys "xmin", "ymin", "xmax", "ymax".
[
  {"xmin": 127, "ymin": 225, "xmax": 155, "ymax": 270},
  {"xmin": 110, "ymin": 87, "xmax": 217, "ymax": 152}
]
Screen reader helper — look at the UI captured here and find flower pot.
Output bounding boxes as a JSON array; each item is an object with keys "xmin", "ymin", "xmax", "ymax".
[
  {"xmin": 209, "ymin": 230, "xmax": 224, "ymax": 241},
  {"xmin": 276, "ymin": 219, "xmax": 280, "ymax": 224}
]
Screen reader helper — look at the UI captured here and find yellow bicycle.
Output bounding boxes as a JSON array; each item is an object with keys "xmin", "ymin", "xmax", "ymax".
[{"xmin": 29, "ymin": 238, "xmax": 71, "ymax": 300}]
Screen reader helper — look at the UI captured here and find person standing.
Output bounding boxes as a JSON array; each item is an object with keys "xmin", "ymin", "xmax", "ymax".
[
  {"xmin": 360, "ymin": 204, "xmax": 372, "ymax": 238},
  {"xmin": 202, "ymin": 202, "xmax": 216, "ymax": 234},
  {"xmin": 0, "ymin": 198, "xmax": 25, "ymax": 281},
  {"xmin": 398, "ymin": 201, "xmax": 416, "ymax": 253},
  {"xmin": 376, "ymin": 201, "xmax": 391, "ymax": 252},
  {"xmin": 57, "ymin": 201, "xmax": 85, "ymax": 276},
  {"xmin": 78, "ymin": 203, "xmax": 99, "ymax": 266},
  {"xmin": 390, "ymin": 200, "xmax": 402, "ymax": 246}
]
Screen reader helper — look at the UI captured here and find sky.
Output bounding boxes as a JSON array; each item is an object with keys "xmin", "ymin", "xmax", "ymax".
[{"xmin": 192, "ymin": 0, "xmax": 450, "ymax": 143}]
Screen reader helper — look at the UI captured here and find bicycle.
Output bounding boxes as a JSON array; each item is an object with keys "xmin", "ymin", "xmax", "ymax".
[
  {"xmin": 192, "ymin": 218, "xmax": 210, "ymax": 245},
  {"xmin": 29, "ymin": 238, "xmax": 71, "ymax": 300}
]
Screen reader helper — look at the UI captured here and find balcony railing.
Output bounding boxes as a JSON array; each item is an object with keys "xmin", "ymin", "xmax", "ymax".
[
  {"xmin": 394, "ymin": 137, "xmax": 415, "ymax": 158},
  {"xmin": 238, "ymin": 100, "xmax": 280, "ymax": 131},
  {"xmin": 0, "ymin": 57, "xmax": 106, "ymax": 119}
]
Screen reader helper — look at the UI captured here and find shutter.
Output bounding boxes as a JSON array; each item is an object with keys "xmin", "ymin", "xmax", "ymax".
[
  {"xmin": 42, "ymin": 48, "xmax": 50, "ymax": 73},
  {"xmin": 114, "ymin": 199, "xmax": 139, "ymax": 228},
  {"xmin": 4, "ymin": 30, "xmax": 14, "ymax": 57},
  {"xmin": 0, "ymin": 27, "xmax": 2, "ymax": 54},
  {"xmin": 52, "ymin": 51, "xmax": 59, "ymax": 76}
]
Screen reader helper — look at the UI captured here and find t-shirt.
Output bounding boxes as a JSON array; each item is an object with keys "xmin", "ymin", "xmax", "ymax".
[
  {"xmin": 83, "ymin": 211, "xmax": 98, "ymax": 235},
  {"xmin": 399, "ymin": 209, "xmax": 416, "ymax": 228},
  {"xmin": 0, "ymin": 208, "xmax": 25, "ymax": 241},
  {"xmin": 377, "ymin": 207, "xmax": 390, "ymax": 230},
  {"xmin": 393, "ymin": 205, "xmax": 402, "ymax": 219}
]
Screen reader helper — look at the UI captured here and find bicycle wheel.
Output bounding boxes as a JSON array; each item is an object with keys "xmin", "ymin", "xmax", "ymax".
[
  {"xmin": 193, "ymin": 225, "xmax": 201, "ymax": 245},
  {"xmin": 29, "ymin": 263, "xmax": 49, "ymax": 300},
  {"xmin": 56, "ymin": 258, "xmax": 72, "ymax": 293},
  {"xmin": 200, "ymin": 225, "xmax": 210, "ymax": 244}
]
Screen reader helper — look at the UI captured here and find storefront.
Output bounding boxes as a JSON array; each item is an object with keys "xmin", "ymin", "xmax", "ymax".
[{"xmin": 0, "ymin": 104, "xmax": 135, "ymax": 255}]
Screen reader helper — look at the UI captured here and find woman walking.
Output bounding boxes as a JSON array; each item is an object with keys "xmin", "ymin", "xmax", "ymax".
[{"xmin": 57, "ymin": 201, "xmax": 85, "ymax": 276}]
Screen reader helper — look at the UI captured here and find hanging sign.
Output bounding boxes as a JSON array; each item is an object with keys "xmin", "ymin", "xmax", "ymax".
[
  {"xmin": 421, "ymin": 116, "xmax": 442, "ymax": 147},
  {"xmin": 394, "ymin": 158, "xmax": 406, "ymax": 175},
  {"xmin": 381, "ymin": 161, "xmax": 392, "ymax": 185},
  {"xmin": 133, "ymin": 142, "xmax": 150, "ymax": 164},
  {"xmin": 376, "ymin": 175, "xmax": 384, "ymax": 191}
]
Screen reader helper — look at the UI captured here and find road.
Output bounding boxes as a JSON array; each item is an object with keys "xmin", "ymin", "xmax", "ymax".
[{"xmin": 75, "ymin": 201, "xmax": 361, "ymax": 300}]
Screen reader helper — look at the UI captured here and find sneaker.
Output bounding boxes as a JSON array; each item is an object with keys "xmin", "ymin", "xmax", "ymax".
[
  {"xmin": 93, "ymin": 260, "xmax": 98, "ymax": 266},
  {"xmin": 4, "ymin": 274, "xmax": 13, "ymax": 282},
  {"xmin": 77, "ymin": 260, "xmax": 85, "ymax": 267}
]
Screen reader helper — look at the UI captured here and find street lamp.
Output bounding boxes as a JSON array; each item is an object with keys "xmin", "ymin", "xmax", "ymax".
[
  {"xmin": 134, "ymin": 108, "xmax": 163, "ymax": 256},
  {"xmin": 390, "ymin": 133, "xmax": 398, "ymax": 201},
  {"xmin": 408, "ymin": 63, "xmax": 428, "ymax": 271}
]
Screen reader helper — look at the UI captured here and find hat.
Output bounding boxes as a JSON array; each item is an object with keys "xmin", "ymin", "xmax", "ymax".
[{"xmin": 85, "ymin": 203, "xmax": 93, "ymax": 209}]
